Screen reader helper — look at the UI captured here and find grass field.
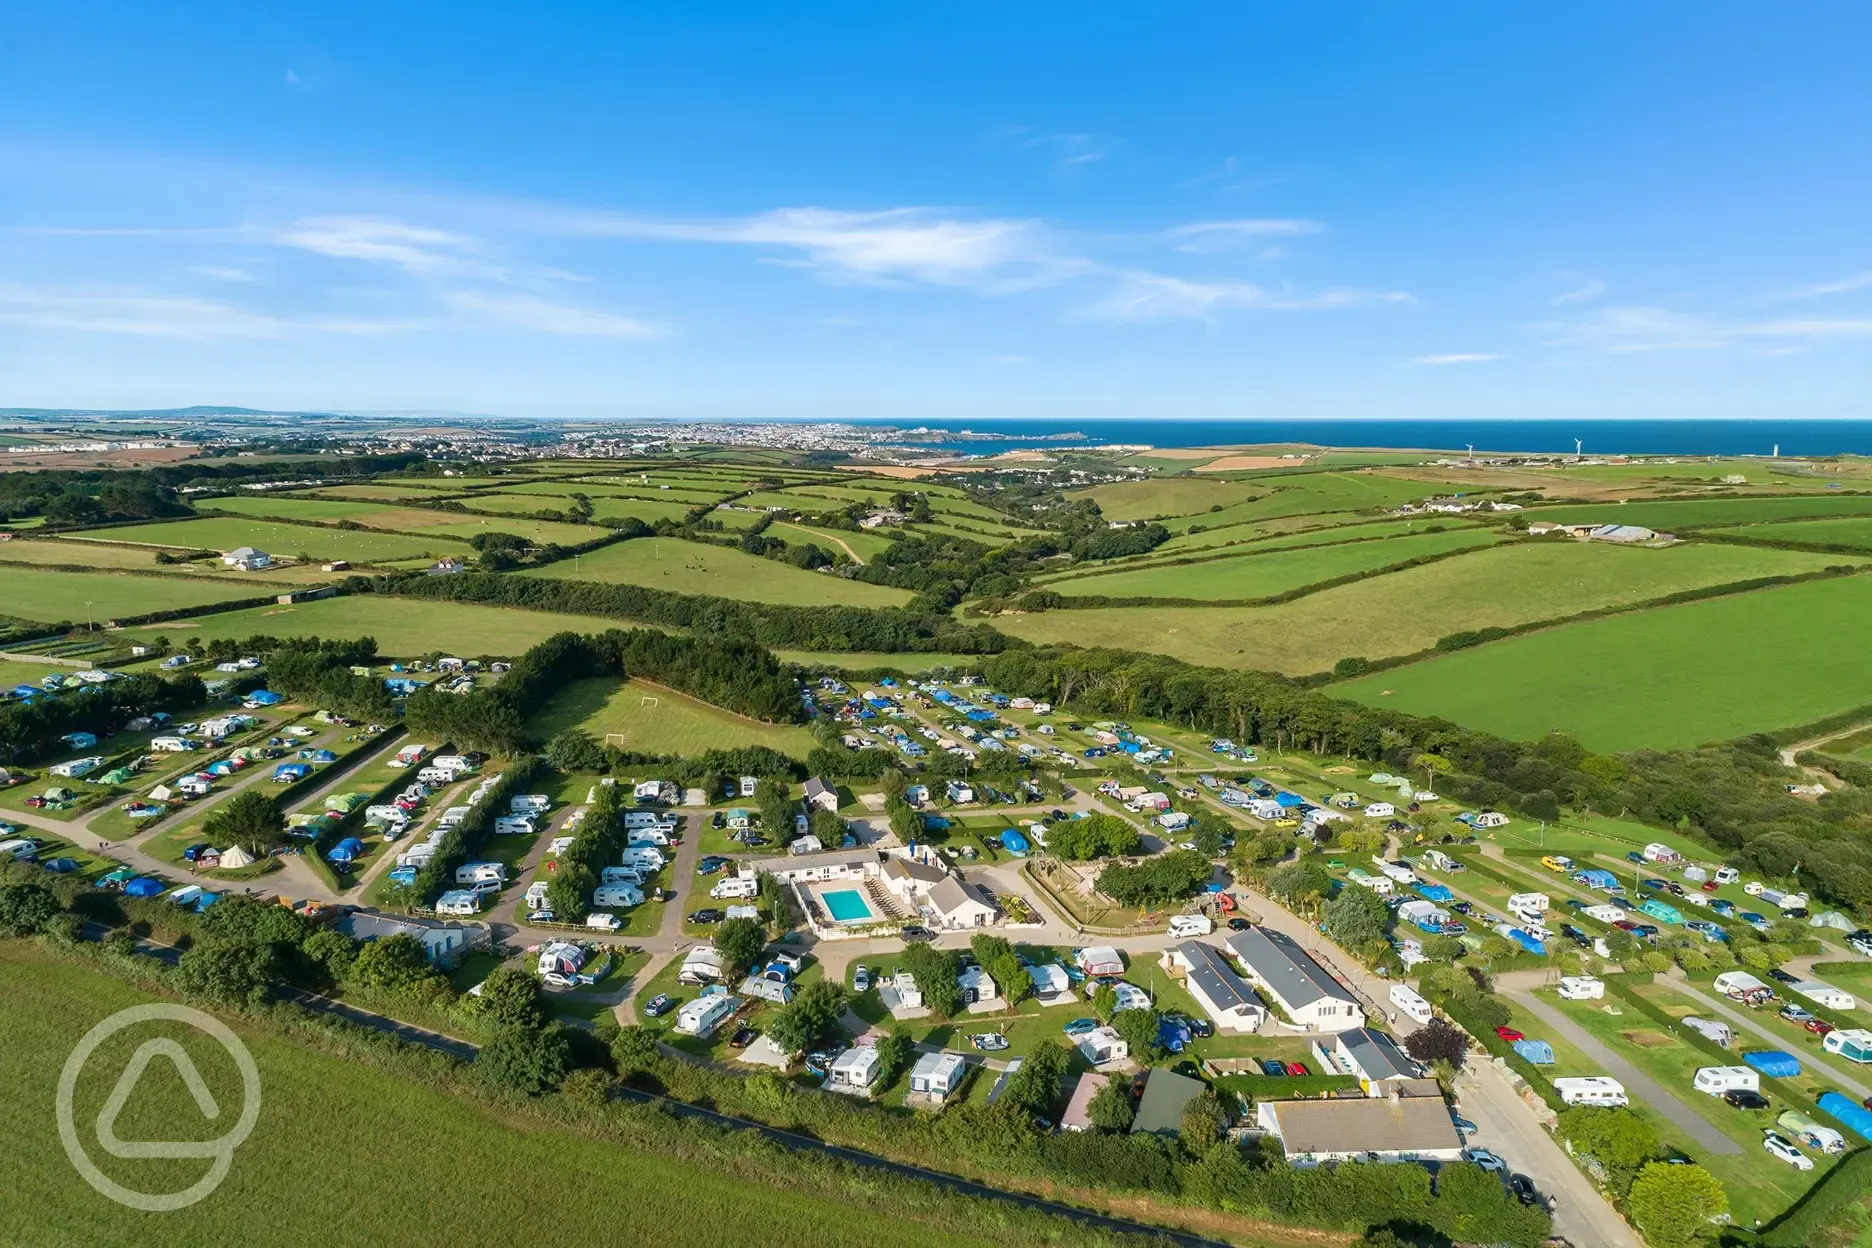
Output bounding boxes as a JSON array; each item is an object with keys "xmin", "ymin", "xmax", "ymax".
[
  {"xmin": 0, "ymin": 567, "xmax": 272, "ymax": 623},
  {"xmin": 772, "ymin": 651, "xmax": 982, "ymax": 672},
  {"xmin": 1151, "ymin": 473, "xmax": 1445, "ymax": 534},
  {"xmin": 67, "ymin": 517, "xmax": 463, "ymax": 562},
  {"xmin": 304, "ymin": 484, "xmax": 451, "ymax": 501},
  {"xmin": 528, "ymin": 676, "xmax": 816, "ymax": 756},
  {"xmin": 0, "ymin": 538, "xmax": 339, "ymax": 585},
  {"xmin": 1708, "ymin": 515, "xmax": 1872, "ymax": 551},
  {"xmin": 1071, "ymin": 478, "xmax": 1269, "ymax": 521},
  {"xmin": 1520, "ymin": 494, "xmax": 1872, "ymax": 531},
  {"xmin": 1134, "ymin": 517, "xmax": 1483, "ymax": 564},
  {"xmin": 993, "ymin": 540, "xmax": 1860, "ymax": 677},
  {"xmin": 770, "ymin": 521, "xmax": 897, "ymax": 562},
  {"xmin": 518, "ymin": 538, "xmax": 914, "ymax": 607},
  {"xmin": 117, "ymin": 596, "xmax": 633, "ymax": 657},
  {"xmin": 1046, "ymin": 528, "xmax": 1499, "ymax": 600},
  {"xmin": 1331, "ymin": 572, "xmax": 1872, "ymax": 749},
  {"xmin": 0, "ymin": 943, "xmax": 1057, "ymax": 1248},
  {"xmin": 458, "ymin": 492, "xmax": 703, "ymax": 526},
  {"xmin": 196, "ymin": 496, "xmax": 388, "ymax": 522},
  {"xmin": 0, "ymin": 657, "xmax": 75, "ymax": 686}
]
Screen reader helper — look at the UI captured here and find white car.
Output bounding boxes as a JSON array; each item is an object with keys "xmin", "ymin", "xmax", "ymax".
[
  {"xmin": 1763, "ymin": 1133, "xmax": 1815, "ymax": 1170},
  {"xmin": 1462, "ymin": 1148, "xmax": 1507, "ymax": 1173}
]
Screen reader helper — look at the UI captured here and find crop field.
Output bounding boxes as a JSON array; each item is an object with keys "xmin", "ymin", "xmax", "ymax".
[
  {"xmin": 1708, "ymin": 515, "xmax": 1872, "ymax": 551},
  {"xmin": 1520, "ymin": 493, "xmax": 1872, "ymax": 531},
  {"xmin": 117, "ymin": 595, "xmax": 632, "ymax": 657},
  {"xmin": 1072, "ymin": 477, "xmax": 1269, "ymax": 521},
  {"xmin": 0, "ymin": 566, "xmax": 270, "ymax": 623},
  {"xmin": 67, "ymin": 517, "xmax": 462, "ymax": 562},
  {"xmin": 0, "ymin": 945, "xmax": 1044, "ymax": 1248},
  {"xmin": 1045, "ymin": 527, "xmax": 1499, "ymax": 600},
  {"xmin": 1331, "ymin": 572, "xmax": 1872, "ymax": 749},
  {"xmin": 517, "ymin": 537, "xmax": 914, "ymax": 607},
  {"xmin": 528, "ymin": 676, "xmax": 816, "ymax": 756},
  {"xmin": 994, "ymin": 540, "xmax": 1859, "ymax": 677},
  {"xmin": 1153, "ymin": 508, "xmax": 1446, "ymax": 555}
]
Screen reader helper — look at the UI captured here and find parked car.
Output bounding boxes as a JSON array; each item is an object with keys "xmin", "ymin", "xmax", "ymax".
[
  {"xmin": 687, "ymin": 908, "xmax": 723, "ymax": 925},
  {"xmin": 1464, "ymin": 1148, "xmax": 1506, "ymax": 1172},
  {"xmin": 1807, "ymin": 1019, "xmax": 1836, "ymax": 1036},
  {"xmin": 1764, "ymin": 1132, "xmax": 1815, "ymax": 1170},
  {"xmin": 1227, "ymin": 917, "xmax": 1252, "ymax": 932},
  {"xmin": 853, "ymin": 966, "xmax": 871, "ymax": 992},
  {"xmin": 901, "ymin": 925, "xmax": 936, "ymax": 943},
  {"xmin": 1561, "ymin": 924, "xmax": 1590, "ymax": 946},
  {"xmin": 1495, "ymin": 1026, "xmax": 1525, "ymax": 1043},
  {"xmin": 1767, "ymin": 968, "xmax": 1798, "ymax": 984},
  {"xmin": 1451, "ymin": 901, "xmax": 1473, "ymax": 915},
  {"xmin": 644, "ymin": 993, "xmax": 676, "ymax": 1018},
  {"xmin": 525, "ymin": 909, "xmax": 556, "ymax": 924},
  {"xmin": 1780, "ymin": 1004, "xmax": 1815, "ymax": 1023},
  {"xmin": 1725, "ymin": 1089, "xmax": 1771, "ymax": 1110},
  {"xmin": 1452, "ymin": 1115, "xmax": 1478, "ymax": 1134},
  {"xmin": 1508, "ymin": 1174, "xmax": 1539, "ymax": 1206},
  {"xmin": 1285, "ymin": 1061, "xmax": 1309, "ymax": 1077},
  {"xmin": 728, "ymin": 1027, "xmax": 759, "ymax": 1049},
  {"xmin": 970, "ymin": 1033, "xmax": 1010, "ymax": 1051},
  {"xmin": 1260, "ymin": 1059, "xmax": 1288, "ymax": 1077},
  {"xmin": 1062, "ymin": 1018, "xmax": 1100, "ymax": 1036}
]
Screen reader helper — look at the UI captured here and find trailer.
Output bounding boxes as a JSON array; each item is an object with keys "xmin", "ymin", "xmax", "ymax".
[
  {"xmin": 1822, "ymin": 1028, "xmax": 1872, "ymax": 1065},
  {"xmin": 1791, "ymin": 980, "xmax": 1857, "ymax": 1011},
  {"xmin": 1692, "ymin": 1066, "xmax": 1760, "ymax": 1096},
  {"xmin": 1389, "ymin": 983, "xmax": 1434, "ymax": 1026},
  {"xmin": 1554, "ymin": 1076, "xmax": 1628, "ymax": 1107}
]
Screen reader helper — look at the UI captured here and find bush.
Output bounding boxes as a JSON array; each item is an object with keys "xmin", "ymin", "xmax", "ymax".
[
  {"xmin": 479, "ymin": 1024, "xmax": 573, "ymax": 1096},
  {"xmin": 0, "ymin": 883, "xmax": 62, "ymax": 936}
]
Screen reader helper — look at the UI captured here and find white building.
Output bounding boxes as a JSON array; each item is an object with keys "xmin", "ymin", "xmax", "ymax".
[
  {"xmin": 760, "ymin": 847, "xmax": 879, "ymax": 884},
  {"xmin": 908, "ymin": 1051, "xmax": 968, "ymax": 1102},
  {"xmin": 925, "ymin": 876, "xmax": 998, "ymax": 929},
  {"xmin": 1255, "ymin": 1096, "xmax": 1462, "ymax": 1166},
  {"xmin": 1160, "ymin": 941, "xmax": 1265, "ymax": 1033},
  {"xmin": 1226, "ymin": 927, "xmax": 1366, "ymax": 1033}
]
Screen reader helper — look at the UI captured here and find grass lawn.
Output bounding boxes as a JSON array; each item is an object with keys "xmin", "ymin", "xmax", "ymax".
[
  {"xmin": 1046, "ymin": 528, "xmax": 1499, "ymax": 601},
  {"xmin": 67, "ymin": 516, "xmax": 463, "ymax": 563},
  {"xmin": 0, "ymin": 657, "xmax": 79, "ymax": 687},
  {"xmin": 116, "ymin": 596, "xmax": 631, "ymax": 659},
  {"xmin": 995, "ymin": 540, "xmax": 1861, "ymax": 677},
  {"xmin": 1331, "ymin": 572, "xmax": 1872, "ymax": 750},
  {"xmin": 518, "ymin": 537, "xmax": 915, "ymax": 607},
  {"xmin": 0, "ymin": 943, "xmax": 1051, "ymax": 1248},
  {"xmin": 1710, "ymin": 515, "xmax": 1872, "ymax": 551},
  {"xmin": 0, "ymin": 566, "xmax": 273, "ymax": 624},
  {"xmin": 1153, "ymin": 473, "xmax": 1447, "ymax": 534},
  {"xmin": 528, "ymin": 676, "xmax": 816, "ymax": 757}
]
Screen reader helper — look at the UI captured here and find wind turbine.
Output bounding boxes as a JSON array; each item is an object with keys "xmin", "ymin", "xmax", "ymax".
[{"xmin": 1575, "ymin": 438, "xmax": 1583, "ymax": 459}]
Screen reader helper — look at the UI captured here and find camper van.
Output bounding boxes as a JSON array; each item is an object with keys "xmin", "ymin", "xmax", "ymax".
[
  {"xmin": 1554, "ymin": 1076, "xmax": 1628, "ymax": 1107},
  {"xmin": 454, "ymin": 861, "xmax": 507, "ymax": 886},
  {"xmin": 1167, "ymin": 914, "xmax": 1214, "ymax": 938},
  {"xmin": 510, "ymin": 794, "xmax": 552, "ymax": 815},
  {"xmin": 1390, "ymin": 983, "xmax": 1435, "ymax": 1026},
  {"xmin": 1692, "ymin": 1066, "xmax": 1760, "ymax": 1096},
  {"xmin": 585, "ymin": 912, "xmax": 623, "ymax": 932},
  {"xmin": 1557, "ymin": 976, "xmax": 1605, "ymax": 1001},
  {"xmin": 592, "ymin": 884, "xmax": 644, "ymax": 909},
  {"xmin": 710, "ymin": 875, "xmax": 760, "ymax": 900}
]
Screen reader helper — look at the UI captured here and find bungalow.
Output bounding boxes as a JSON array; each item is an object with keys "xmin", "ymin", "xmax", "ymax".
[
  {"xmin": 908, "ymin": 1051, "xmax": 969, "ymax": 1102},
  {"xmin": 761, "ymin": 847, "xmax": 879, "ymax": 884},
  {"xmin": 1256, "ymin": 1095, "xmax": 1463, "ymax": 1166},
  {"xmin": 925, "ymin": 876, "xmax": 998, "ymax": 929},
  {"xmin": 1160, "ymin": 941, "xmax": 1266, "ymax": 1033},
  {"xmin": 333, "ymin": 911, "xmax": 486, "ymax": 966},
  {"xmin": 803, "ymin": 776, "xmax": 839, "ymax": 812},
  {"xmin": 882, "ymin": 854, "xmax": 950, "ymax": 903},
  {"xmin": 1059, "ymin": 1073, "xmax": 1112, "ymax": 1132},
  {"xmin": 1227, "ymin": 926, "xmax": 1366, "ymax": 1033},
  {"xmin": 1329, "ymin": 1028, "xmax": 1422, "ymax": 1094},
  {"xmin": 222, "ymin": 546, "xmax": 272, "ymax": 570},
  {"xmin": 1076, "ymin": 1025, "xmax": 1130, "ymax": 1067},
  {"xmin": 826, "ymin": 1045, "xmax": 884, "ymax": 1092},
  {"xmin": 675, "ymin": 989, "xmax": 740, "ymax": 1038}
]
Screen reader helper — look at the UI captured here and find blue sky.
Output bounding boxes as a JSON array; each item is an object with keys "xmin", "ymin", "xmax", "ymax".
[{"xmin": 1, "ymin": 4, "xmax": 1869, "ymax": 422}]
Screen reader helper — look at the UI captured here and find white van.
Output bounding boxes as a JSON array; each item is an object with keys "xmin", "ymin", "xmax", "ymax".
[
  {"xmin": 585, "ymin": 912, "xmax": 622, "ymax": 932},
  {"xmin": 1167, "ymin": 914, "xmax": 1214, "ymax": 938},
  {"xmin": 1557, "ymin": 976, "xmax": 1605, "ymax": 1001},
  {"xmin": 710, "ymin": 876, "xmax": 760, "ymax": 900},
  {"xmin": 1692, "ymin": 1066, "xmax": 1759, "ymax": 1096},
  {"xmin": 454, "ymin": 861, "xmax": 507, "ymax": 886},
  {"xmin": 493, "ymin": 815, "xmax": 536, "ymax": 836},
  {"xmin": 1390, "ymin": 983, "xmax": 1435, "ymax": 1026},
  {"xmin": 592, "ymin": 884, "xmax": 643, "ymax": 909},
  {"xmin": 1554, "ymin": 1076, "xmax": 1628, "ymax": 1107}
]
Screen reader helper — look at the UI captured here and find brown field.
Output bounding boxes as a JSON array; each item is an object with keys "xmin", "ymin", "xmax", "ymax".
[
  {"xmin": 1621, "ymin": 1030, "xmax": 1677, "ymax": 1048},
  {"xmin": 0, "ymin": 445, "xmax": 203, "ymax": 471},
  {"xmin": 1193, "ymin": 455, "xmax": 1312, "ymax": 472}
]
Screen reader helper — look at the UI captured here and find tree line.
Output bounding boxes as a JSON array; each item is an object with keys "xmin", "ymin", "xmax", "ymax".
[{"xmin": 0, "ymin": 670, "xmax": 207, "ymax": 761}]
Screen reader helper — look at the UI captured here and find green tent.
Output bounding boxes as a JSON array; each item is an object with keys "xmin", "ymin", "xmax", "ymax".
[{"xmin": 323, "ymin": 792, "xmax": 367, "ymax": 814}]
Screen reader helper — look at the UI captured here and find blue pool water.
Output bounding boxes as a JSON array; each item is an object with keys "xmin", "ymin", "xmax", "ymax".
[{"xmin": 822, "ymin": 889, "xmax": 873, "ymax": 922}]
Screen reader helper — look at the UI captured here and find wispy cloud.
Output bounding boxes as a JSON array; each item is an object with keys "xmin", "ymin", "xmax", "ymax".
[
  {"xmin": 986, "ymin": 126, "xmax": 1113, "ymax": 171},
  {"xmin": 1168, "ymin": 218, "xmax": 1327, "ymax": 255},
  {"xmin": 0, "ymin": 283, "xmax": 410, "ymax": 339},
  {"xmin": 1412, "ymin": 353, "xmax": 1500, "ymax": 365},
  {"xmin": 190, "ymin": 266, "xmax": 256, "ymax": 282},
  {"xmin": 447, "ymin": 291, "xmax": 662, "ymax": 339},
  {"xmin": 1787, "ymin": 271, "xmax": 1872, "ymax": 300},
  {"xmin": 1552, "ymin": 278, "xmax": 1606, "ymax": 305},
  {"xmin": 1088, "ymin": 271, "xmax": 1411, "ymax": 322},
  {"xmin": 270, "ymin": 217, "xmax": 522, "ymax": 282},
  {"xmin": 1541, "ymin": 305, "xmax": 1872, "ymax": 353}
]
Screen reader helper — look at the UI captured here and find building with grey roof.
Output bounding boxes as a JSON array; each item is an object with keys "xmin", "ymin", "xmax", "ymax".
[
  {"xmin": 1160, "ymin": 941, "xmax": 1265, "ymax": 1032},
  {"xmin": 1225, "ymin": 926, "xmax": 1366, "ymax": 1033},
  {"xmin": 1255, "ymin": 1095, "xmax": 1462, "ymax": 1166},
  {"xmin": 1328, "ymin": 1027, "xmax": 1421, "ymax": 1093}
]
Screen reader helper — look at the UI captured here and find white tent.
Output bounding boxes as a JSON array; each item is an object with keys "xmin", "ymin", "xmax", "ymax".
[{"xmin": 217, "ymin": 844, "xmax": 255, "ymax": 869}]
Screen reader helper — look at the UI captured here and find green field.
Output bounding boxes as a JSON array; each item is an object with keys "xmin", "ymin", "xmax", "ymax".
[
  {"xmin": 1709, "ymin": 515, "xmax": 1872, "ymax": 551},
  {"xmin": 196, "ymin": 496, "xmax": 388, "ymax": 522},
  {"xmin": 1521, "ymin": 493, "xmax": 1872, "ymax": 531},
  {"xmin": 1046, "ymin": 528, "xmax": 1499, "ymax": 601},
  {"xmin": 1331, "ymin": 572, "xmax": 1872, "ymax": 749},
  {"xmin": 1135, "ymin": 517, "xmax": 1482, "ymax": 564},
  {"xmin": 1072, "ymin": 477, "xmax": 1269, "ymax": 521},
  {"xmin": 518, "ymin": 538, "xmax": 914, "ymax": 607},
  {"xmin": 773, "ymin": 651, "xmax": 983, "ymax": 672},
  {"xmin": 0, "ymin": 539, "xmax": 337, "ymax": 584},
  {"xmin": 994, "ymin": 540, "xmax": 1860, "ymax": 676},
  {"xmin": 304, "ymin": 484, "xmax": 450, "ymax": 502},
  {"xmin": 1148, "ymin": 473, "xmax": 1446, "ymax": 534},
  {"xmin": 0, "ymin": 944, "xmax": 1058, "ymax": 1248},
  {"xmin": 68, "ymin": 517, "xmax": 462, "ymax": 562},
  {"xmin": 528, "ymin": 676, "xmax": 817, "ymax": 756},
  {"xmin": 117, "ymin": 596, "xmax": 632, "ymax": 657},
  {"xmin": 459, "ymin": 492, "xmax": 701, "ymax": 526},
  {"xmin": 0, "ymin": 566, "xmax": 270, "ymax": 624}
]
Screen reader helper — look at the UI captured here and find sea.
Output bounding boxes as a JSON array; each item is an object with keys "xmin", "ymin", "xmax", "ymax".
[{"xmin": 830, "ymin": 418, "xmax": 1872, "ymax": 459}]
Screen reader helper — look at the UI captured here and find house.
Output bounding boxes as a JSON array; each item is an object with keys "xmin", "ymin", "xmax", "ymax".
[
  {"xmin": 1130, "ymin": 1068, "xmax": 1208, "ymax": 1136},
  {"xmin": 222, "ymin": 546, "xmax": 272, "ymax": 570},
  {"xmin": 1076, "ymin": 1025, "xmax": 1129, "ymax": 1067},
  {"xmin": 803, "ymin": 776, "xmax": 839, "ymax": 812},
  {"xmin": 1227, "ymin": 927, "xmax": 1366, "ymax": 1032},
  {"xmin": 1160, "ymin": 941, "xmax": 1266, "ymax": 1033},
  {"xmin": 925, "ymin": 876, "xmax": 998, "ymax": 929},
  {"xmin": 882, "ymin": 854, "xmax": 949, "ymax": 903},
  {"xmin": 425, "ymin": 557, "xmax": 465, "ymax": 575},
  {"xmin": 1330, "ymin": 1028, "xmax": 1421, "ymax": 1094},
  {"xmin": 333, "ymin": 911, "xmax": 486, "ymax": 966},
  {"xmin": 675, "ymin": 989, "xmax": 740, "ymax": 1038},
  {"xmin": 908, "ymin": 1051, "xmax": 968, "ymax": 1102},
  {"xmin": 826, "ymin": 1045, "xmax": 883, "ymax": 1092},
  {"xmin": 1059, "ymin": 1073, "xmax": 1112, "ymax": 1132},
  {"xmin": 958, "ymin": 964, "xmax": 998, "ymax": 1005},
  {"xmin": 761, "ymin": 847, "xmax": 879, "ymax": 884},
  {"xmin": 1256, "ymin": 1095, "xmax": 1463, "ymax": 1166}
]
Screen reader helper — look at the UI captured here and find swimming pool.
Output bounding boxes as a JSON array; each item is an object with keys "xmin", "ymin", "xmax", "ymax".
[{"xmin": 822, "ymin": 888, "xmax": 874, "ymax": 922}]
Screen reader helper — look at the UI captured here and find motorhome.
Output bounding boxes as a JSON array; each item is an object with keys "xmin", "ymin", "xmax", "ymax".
[
  {"xmin": 1167, "ymin": 914, "xmax": 1214, "ymax": 938},
  {"xmin": 1507, "ymin": 892, "xmax": 1549, "ymax": 918},
  {"xmin": 510, "ymin": 794, "xmax": 552, "ymax": 815},
  {"xmin": 1557, "ymin": 976, "xmax": 1605, "ymax": 1001},
  {"xmin": 710, "ymin": 875, "xmax": 760, "ymax": 900}
]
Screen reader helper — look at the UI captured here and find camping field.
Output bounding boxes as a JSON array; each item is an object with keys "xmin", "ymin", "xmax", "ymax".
[
  {"xmin": 66, "ymin": 517, "xmax": 462, "ymax": 563},
  {"xmin": 527, "ymin": 676, "xmax": 817, "ymax": 757},
  {"xmin": 0, "ymin": 566, "xmax": 269, "ymax": 623},
  {"xmin": 117, "ymin": 595, "xmax": 632, "ymax": 657},
  {"xmin": 992, "ymin": 540, "xmax": 1864, "ymax": 676},
  {"xmin": 0, "ymin": 944, "xmax": 1061, "ymax": 1248},
  {"xmin": 1329, "ymin": 572, "xmax": 1872, "ymax": 750},
  {"xmin": 517, "ymin": 537, "xmax": 915, "ymax": 607}
]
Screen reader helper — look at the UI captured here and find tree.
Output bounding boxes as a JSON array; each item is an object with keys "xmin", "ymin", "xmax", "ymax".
[
  {"xmin": 713, "ymin": 917, "xmax": 768, "ymax": 978},
  {"xmin": 998, "ymin": 1039, "xmax": 1070, "ymax": 1117},
  {"xmin": 473, "ymin": 967, "xmax": 549, "ymax": 1031},
  {"xmin": 546, "ymin": 729, "xmax": 608, "ymax": 774},
  {"xmin": 479, "ymin": 1023, "xmax": 573, "ymax": 1096},
  {"xmin": 346, "ymin": 933, "xmax": 437, "ymax": 992},
  {"xmin": 900, "ymin": 942, "xmax": 961, "ymax": 1018},
  {"xmin": 204, "ymin": 788, "xmax": 287, "ymax": 856},
  {"xmin": 1556, "ymin": 1107, "xmax": 1662, "ymax": 1195},
  {"xmin": 1095, "ymin": 850, "xmax": 1212, "ymax": 907},
  {"xmin": 1626, "ymin": 1162, "xmax": 1727, "ymax": 1248},
  {"xmin": 1323, "ymin": 882, "xmax": 1392, "ymax": 947},
  {"xmin": 874, "ymin": 1029, "xmax": 915, "ymax": 1090},
  {"xmin": 1091, "ymin": 982, "xmax": 1119, "ymax": 1023},
  {"xmin": 610, "ymin": 1025, "xmax": 662, "ymax": 1073},
  {"xmin": 176, "ymin": 939, "xmax": 275, "ymax": 1006},
  {"xmin": 1179, "ymin": 1092, "xmax": 1229, "ymax": 1154},
  {"xmin": 1112, "ymin": 1005, "xmax": 1164, "ymax": 1064},
  {"xmin": 0, "ymin": 883, "xmax": 61, "ymax": 936},
  {"xmin": 298, "ymin": 928, "xmax": 357, "ymax": 986},
  {"xmin": 1087, "ymin": 1075, "xmax": 1135, "ymax": 1131},
  {"xmin": 1402, "ymin": 1018, "xmax": 1469, "ymax": 1071},
  {"xmin": 1266, "ymin": 860, "xmax": 1331, "ymax": 913},
  {"xmin": 763, "ymin": 979, "xmax": 849, "ymax": 1055}
]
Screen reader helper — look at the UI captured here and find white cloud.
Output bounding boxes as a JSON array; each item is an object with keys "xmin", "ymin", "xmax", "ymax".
[
  {"xmin": 269, "ymin": 216, "xmax": 576, "ymax": 284},
  {"xmin": 1542, "ymin": 305, "xmax": 1872, "ymax": 352},
  {"xmin": 1412, "ymin": 353, "xmax": 1500, "ymax": 365},
  {"xmin": 0, "ymin": 283, "xmax": 408, "ymax": 338},
  {"xmin": 190, "ymin": 266, "xmax": 256, "ymax": 282},
  {"xmin": 1168, "ymin": 219, "xmax": 1326, "ymax": 239},
  {"xmin": 1088, "ymin": 271, "xmax": 1411, "ymax": 322},
  {"xmin": 447, "ymin": 290, "xmax": 662, "ymax": 338},
  {"xmin": 1552, "ymin": 278, "xmax": 1606, "ymax": 305},
  {"xmin": 1787, "ymin": 271, "xmax": 1872, "ymax": 300}
]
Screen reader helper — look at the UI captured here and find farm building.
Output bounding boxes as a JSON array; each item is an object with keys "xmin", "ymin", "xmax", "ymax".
[
  {"xmin": 1160, "ymin": 940, "xmax": 1266, "ymax": 1033},
  {"xmin": 1226, "ymin": 926, "xmax": 1366, "ymax": 1032}
]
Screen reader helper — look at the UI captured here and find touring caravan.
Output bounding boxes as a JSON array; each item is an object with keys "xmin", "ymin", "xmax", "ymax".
[
  {"xmin": 454, "ymin": 861, "xmax": 507, "ymax": 886},
  {"xmin": 1389, "ymin": 983, "xmax": 1434, "ymax": 1026},
  {"xmin": 592, "ymin": 883, "xmax": 644, "ymax": 909},
  {"xmin": 1692, "ymin": 1066, "xmax": 1760, "ymax": 1096},
  {"xmin": 1554, "ymin": 1076, "xmax": 1628, "ymax": 1107}
]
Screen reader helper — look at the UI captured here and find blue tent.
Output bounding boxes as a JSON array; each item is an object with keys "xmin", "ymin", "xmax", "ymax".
[
  {"xmin": 42, "ymin": 857, "xmax": 79, "ymax": 874},
  {"xmin": 1274, "ymin": 791, "xmax": 1306, "ymax": 807},
  {"xmin": 193, "ymin": 891, "xmax": 221, "ymax": 912},
  {"xmin": 303, "ymin": 749, "xmax": 337, "ymax": 763},
  {"xmin": 1416, "ymin": 883, "xmax": 1454, "ymax": 902},
  {"xmin": 1158, "ymin": 1015, "xmax": 1193, "ymax": 1053},
  {"xmin": 247, "ymin": 690, "xmax": 285, "ymax": 706},
  {"xmin": 1512, "ymin": 1039, "xmax": 1555, "ymax": 1065},
  {"xmin": 1744, "ymin": 1050, "xmax": 1802, "ymax": 1078},
  {"xmin": 999, "ymin": 830, "xmax": 1029, "ymax": 856},
  {"xmin": 327, "ymin": 837, "xmax": 365, "ymax": 864},
  {"xmin": 1819, "ymin": 1091, "xmax": 1872, "ymax": 1143},
  {"xmin": 273, "ymin": 763, "xmax": 311, "ymax": 782},
  {"xmin": 1575, "ymin": 869, "xmax": 1618, "ymax": 890},
  {"xmin": 388, "ymin": 866, "xmax": 419, "ymax": 884},
  {"xmin": 122, "ymin": 877, "xmax": 165, "ymax": 897},
  {"xmin": 1502, "ymin": 927, "xmax": 1546, "ymax": 955}
]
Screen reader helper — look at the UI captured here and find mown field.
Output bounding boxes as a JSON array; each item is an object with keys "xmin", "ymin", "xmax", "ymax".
[
  {"xmin": 1151, "ymin": 473, "xmax": 1446, "ymax": 534},
  {"xmin": 67, "ymin": 517, "xmax": 462, "ymax": 562},
  {"xmin": 196, "ymin": 496, "xmax": 389, "ymax": 522},
  {"xmin": 459, "ymin": 492, "xmax": 701, "ymax": 526},
  {"xmin": 1072, "ymin": 477, "xmax": 1269, "ymax": 521},
  {"xmin": 1708, "ymin": 515, "xmax": 1872, "ymax": 551},
  {"xmin": 518, "ymin": 538, "xmax": 914, "ymax": 607},
  {"xmin": 1330, "ymin": 572, "xmax": 1872, "ymax": 749},
  {"xmin": 0, "ymin": 566, "xmax": 271, "ymax": 623},
  {"xmin": 528, "ymin": 676, "xmax": 817, "ymax": 756},
  {"xmin": 117, "ymin": 595, "xmax": 631, "ymax": 657},
  {"xmin": 992, "ymin": 540, "xmax": 1860, "ymax": 676},
  {"xmin": 0, "ymin": 539, "xmax": 333, "ymax": 584},
  {"xmin": 0, "ymin": 944, "xmax": 1041, "ymax": 1248},
  {"xmin": 1045, "ymin": 528, "xmax": 1499, "ymax": 601}
]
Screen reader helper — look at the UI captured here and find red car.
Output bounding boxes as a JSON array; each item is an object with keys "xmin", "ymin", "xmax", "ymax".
[
  {"xmin": 1495, "ymin": 1026, "xmax": 1525, "ymax": 1042},
  {"xmin": 1701, "ymin": 880, "xmax": 1719, "ymax": 892},
  {"xmin": 1806, "ymin": 1019, "xmax": 1835, "ymax": 1036},
  {"xmin": 1285, "ymin": 1061, "xmax": 1309, "ymax": 1077}
]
